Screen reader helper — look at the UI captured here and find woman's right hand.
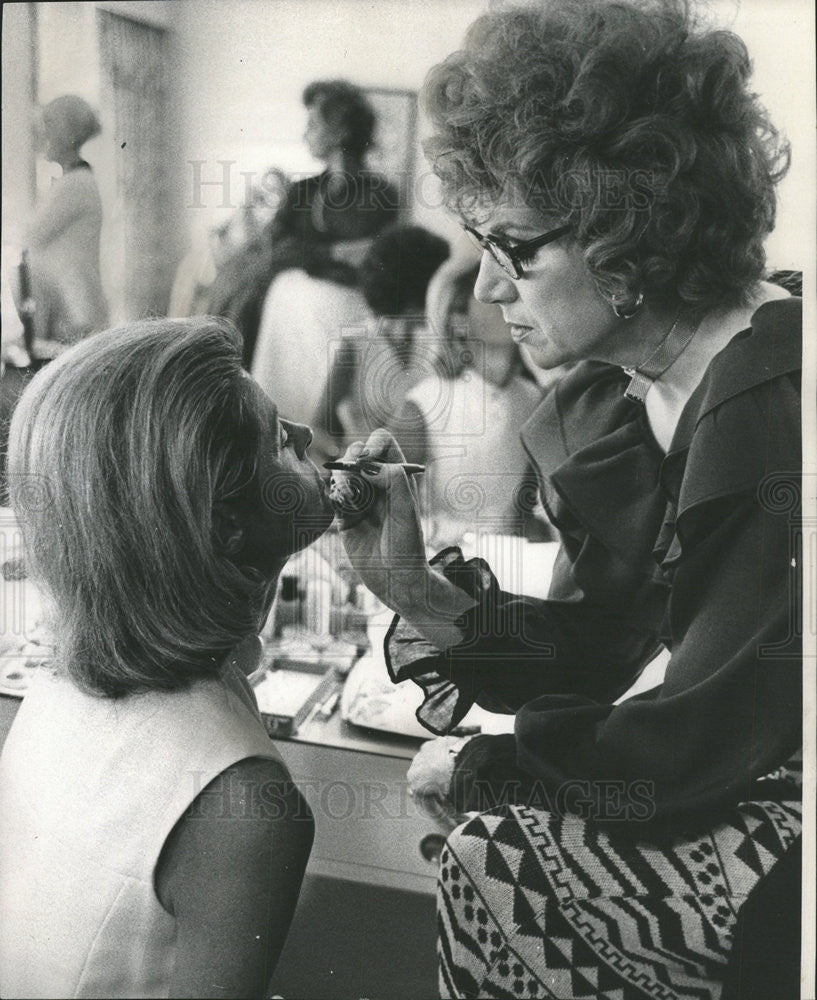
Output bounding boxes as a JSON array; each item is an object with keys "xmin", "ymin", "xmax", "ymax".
[{"xmin": 333, "ymin": 428, "xmax": 431, "ymax": 613}]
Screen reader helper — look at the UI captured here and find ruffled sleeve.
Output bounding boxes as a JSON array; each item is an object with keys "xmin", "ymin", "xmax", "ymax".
[
  {"xmin": 384, "ymin": 364, "xmax": 669, "ymax": 736},
  {"xmin": 510, "ymin": 299, "xmax": 803, "ymax": 827},
  {"xmin": 385, "ymin": 298, "xmax": 802, "ymax": 828}
]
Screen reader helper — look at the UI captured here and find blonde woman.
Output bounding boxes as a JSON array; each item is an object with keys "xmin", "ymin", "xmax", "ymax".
[
  {"xmin": 1, "ymin": 318, "xmax": 333, "ymax": 998},
  {"xmin": 396, "ymin": 255, "xmax": 549, "ymax": 546}
]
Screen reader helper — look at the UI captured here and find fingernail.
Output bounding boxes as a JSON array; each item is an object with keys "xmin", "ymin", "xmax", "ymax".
[{"xmin": 360, "ymin": 461, "xmax": 380, "ymax": 475}]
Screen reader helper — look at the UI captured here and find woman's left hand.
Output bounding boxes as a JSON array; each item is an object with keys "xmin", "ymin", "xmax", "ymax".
[{"xmin": 407, "ymin": 737, "xmax": 462, "ymax": 803}]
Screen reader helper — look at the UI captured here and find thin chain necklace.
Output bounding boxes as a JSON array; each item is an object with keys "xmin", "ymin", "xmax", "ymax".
[{"xmin": 622, "ymin": 311, "xmax": 702, "ymax": 404}]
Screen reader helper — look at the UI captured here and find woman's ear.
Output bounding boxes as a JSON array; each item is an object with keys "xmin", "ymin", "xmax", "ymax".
[{"xmin": 212, "ymin": 502, "xmax": 246, "ymax": 557}]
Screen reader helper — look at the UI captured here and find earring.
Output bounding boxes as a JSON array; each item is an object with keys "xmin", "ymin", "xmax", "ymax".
[{"xmin": 613, "ymin": 291, "xmax": 644, "ymax": 320}]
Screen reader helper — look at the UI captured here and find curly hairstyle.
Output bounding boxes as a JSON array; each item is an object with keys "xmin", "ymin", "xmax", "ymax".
[
  {"xmin": 8, "ymin": 317, "xmax": 269, "ymax": 698},
  {"xmin": 304, "ymin": 80, "xmax": 376, "ymax": 158},
  {"xmin": 359, "ymin": 224, "xmax": 450, "ymax": 316},
  {"xmin": 422, "ymin": 0, "xmax": 790, "ymax": 312}
]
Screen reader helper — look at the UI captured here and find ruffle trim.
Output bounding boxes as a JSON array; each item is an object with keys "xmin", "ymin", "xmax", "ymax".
[{"xmin": 384, "ymin": 547, "xmax": 499, "ymax": 735}]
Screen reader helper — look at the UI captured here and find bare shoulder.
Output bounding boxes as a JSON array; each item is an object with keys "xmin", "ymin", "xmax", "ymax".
[
  {"xmin": 155, "ymin": 756, "xmax": 315, "ymax": 997},
  {"xmin": 189, "ymin": 754, "xmax": 299, "ymax": 820},
  {"xmin": 156, "ymin": 754, "xmax": 314, "ymax": 913}
]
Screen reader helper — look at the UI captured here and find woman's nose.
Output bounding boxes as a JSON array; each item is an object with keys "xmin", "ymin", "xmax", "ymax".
[
  {"xmin": 290, "ymin": 422, "xmax": 314, "ymax": 459},
  {"xmin": 473, "ymin": 252, "xmax": 517, "ymax": 305}
]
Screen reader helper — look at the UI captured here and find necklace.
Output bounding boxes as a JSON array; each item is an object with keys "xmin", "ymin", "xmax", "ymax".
[{"xmin": 621, "ymin": 311, "xmax": 701, "ymax": 404}]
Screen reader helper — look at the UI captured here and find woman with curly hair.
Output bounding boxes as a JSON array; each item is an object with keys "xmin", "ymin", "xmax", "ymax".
[{"xmin": 333, "ymin": 1, "xmax": 802, "ymax": 996}]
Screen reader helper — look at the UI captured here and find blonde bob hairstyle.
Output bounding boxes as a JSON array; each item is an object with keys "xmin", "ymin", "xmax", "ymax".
[{"xmin": 8, "ymin": 317, "xmax": 266, "ymax": 698}]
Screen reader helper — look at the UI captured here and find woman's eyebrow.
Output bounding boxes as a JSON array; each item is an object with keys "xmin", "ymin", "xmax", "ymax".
[{"xmin": 487, "ymin": 223, "xmax": 537, "ymax": 241}]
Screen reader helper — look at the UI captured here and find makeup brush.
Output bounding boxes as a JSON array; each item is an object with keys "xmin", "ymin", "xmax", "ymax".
[{"xmin": 323, "ymin": 460, "xmax": 425, "ymax": 475}]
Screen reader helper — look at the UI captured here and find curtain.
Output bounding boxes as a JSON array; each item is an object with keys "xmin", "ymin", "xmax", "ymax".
[{"xmin": 97, "ymin": 10, "xmax": 173, "ymax": 319}]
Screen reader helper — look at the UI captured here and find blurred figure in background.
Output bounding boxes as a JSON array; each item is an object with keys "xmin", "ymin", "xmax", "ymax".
[
  {"xmin": 25, "ymin": 95, "xmax": 108, "ymax": 351},
  {"xmin": 251, "ymin": 256, "xmax": 371, "ymax": 442},
  {"xmin": 208, "ymin": 81, "xmax": 399, "ymax": 369},
  {"xmin": 396, "ymin": 256, "xmax": 548, "ymax": 547},
  {"xmin": 275, "ymin": 80, "xmax": 400, "ymax": 247},
  {"xmin": 313, "ymin": 224, "xmax": 450, "ymax": 459},
  {"xmin": 169, "ymin": 167, "xmax": 288, "ymax": 329}
]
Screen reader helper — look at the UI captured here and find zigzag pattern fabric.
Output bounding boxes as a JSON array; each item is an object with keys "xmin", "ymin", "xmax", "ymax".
[{"xmin": 438, "ymin": 757, "xmax": 801, "ymax": 999}]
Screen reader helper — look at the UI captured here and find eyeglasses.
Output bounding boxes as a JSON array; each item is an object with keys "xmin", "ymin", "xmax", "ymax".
[{"xmin": 463, "ymin": 222, "xmax": 571, "ymax": 280}]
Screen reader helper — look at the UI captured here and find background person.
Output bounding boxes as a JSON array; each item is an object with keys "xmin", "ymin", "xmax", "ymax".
[
  {"xmin": 24, "ymin": 94, "xmax": 108, "ymax": 350},
  {"xmin": 169, "ymin": 167, "xmax": 288, "ymax": 325},
  {"xmin": 396, "ymin": 255, "xmax": 550, "ymax": 547},
  {"xmin": 0, "ymin": 318, "xmax": 333, "ymax": 999},
  {"xmin": 335, "ymin": 0, "xmax": 802, "ymax": 995},
  {"xmin": 274, "ymin": 79, "xmax": 400, "ymax": 247},
  {"xmin": 207, "ymin": 81, "xmax": 399, "ymax": 369},
  {"xmin": 313, "ymin": 224, "xmax": 450, "ymax": 460}
]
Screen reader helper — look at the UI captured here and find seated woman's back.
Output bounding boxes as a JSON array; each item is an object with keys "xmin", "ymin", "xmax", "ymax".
[
  {"xmin": 406, "ymin": 364, "xmax": 543, "ymax": 545},
  {"xmin": 0, "ymin": 318, "xmax": 332, "ymax": 998},
  {"xmin": 0, "ymin": 642, "xmax": 279, "ymax": 998},
  {"xmin": 399, "ymin": 258, "xmax": 551, "ymax": 546}
]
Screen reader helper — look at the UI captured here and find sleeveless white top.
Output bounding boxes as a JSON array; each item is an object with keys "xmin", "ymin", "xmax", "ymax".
[{"xmin": 0, "ymin": 638, "xmax": 282, "ymax": 999}]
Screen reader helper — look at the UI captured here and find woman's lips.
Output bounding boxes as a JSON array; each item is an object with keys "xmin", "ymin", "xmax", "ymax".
[{"xmin": 510, "ymin": 324, "xmax": 533, "ymax": 342}]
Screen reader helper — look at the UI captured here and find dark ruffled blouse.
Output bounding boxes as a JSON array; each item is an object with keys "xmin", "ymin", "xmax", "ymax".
[{"xmin": 385, "ymin": 297, "xmax": 803, "ymax": 832}]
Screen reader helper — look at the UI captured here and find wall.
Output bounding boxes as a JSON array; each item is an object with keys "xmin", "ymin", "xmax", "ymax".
[
  {"xmin": 708, "ymin": 0, "xmax": 814, "ymax": 270},
  {"xmin": 2, "ymin": 1, "xmax": 813, "ymax": 319},
  {"xmin": 1, "ymin": 4, "xmax": 37, "ymax": 255}
]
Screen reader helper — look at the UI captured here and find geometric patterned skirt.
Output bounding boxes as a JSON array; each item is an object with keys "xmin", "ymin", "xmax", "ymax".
[{"xmin": 438, "ymin": 761, "xmax": 802, "ymax": 999}]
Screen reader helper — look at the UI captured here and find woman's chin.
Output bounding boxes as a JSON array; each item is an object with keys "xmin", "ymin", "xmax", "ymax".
[{"xmin": 523, "ymin": 340, "xmax": 567, "ymax": 370}]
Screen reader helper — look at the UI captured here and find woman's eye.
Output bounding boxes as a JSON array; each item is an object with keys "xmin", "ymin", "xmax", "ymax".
[
  {"xmin": 513, "ymin": 246, "xmax": 538, "ymax": 265},
  {"xmin": 279, "ymin": 427, "xmax": 289, "ymax": 449}
]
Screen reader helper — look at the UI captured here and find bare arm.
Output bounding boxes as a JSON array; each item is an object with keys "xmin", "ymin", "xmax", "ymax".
[{"xmin": 155, "ymin": 755, "xmax": 314, "ymax": 999}]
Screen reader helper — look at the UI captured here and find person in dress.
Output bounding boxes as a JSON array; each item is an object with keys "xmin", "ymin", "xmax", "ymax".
[
  {"xmin": 209, "ymin": 81, "xmax": 399, "ymax": 368},
  {"xmin": 333, "ymin": 0, "xmax": 802, "ymax": 995},
  {"xmin": 0, "ymin": 317, "xmax": 334, "ymax": 998},
  {"xmin": 26, "ymin": 94, "xmax": 108, "ymax": 349},
  {"xmin": 274, "ymin": 79, "xmax": 400, "ymax": 246}
]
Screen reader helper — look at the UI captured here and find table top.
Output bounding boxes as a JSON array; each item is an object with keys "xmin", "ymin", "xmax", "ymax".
[
  {"xmin": 289, "ymin": 705, "xmax": 424, "ymax": 760},
  {"xmin": 0, "ymin": 514, "xmax": 556, "ymax": 761}
]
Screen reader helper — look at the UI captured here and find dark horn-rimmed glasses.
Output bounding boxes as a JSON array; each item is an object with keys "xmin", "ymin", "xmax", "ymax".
[{"xmin": 463, "ymin": 222, "xmax": 571, "ymax": 279}]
